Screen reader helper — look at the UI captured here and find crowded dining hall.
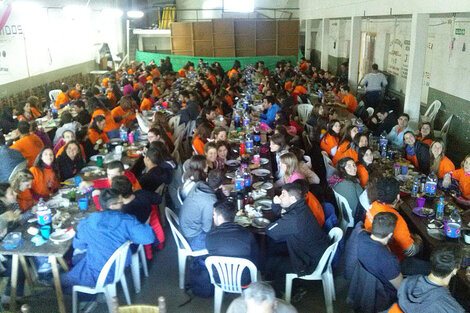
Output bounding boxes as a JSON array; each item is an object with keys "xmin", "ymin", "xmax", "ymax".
[{"xmin": 1, "ymin": 1, "xmax": 470, "ymax": 312}]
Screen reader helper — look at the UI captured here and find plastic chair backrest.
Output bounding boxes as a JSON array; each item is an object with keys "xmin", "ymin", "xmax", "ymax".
[
  {"xmin": 314, "ymin": 227, "xmax": 343, "ymax": 274},
  {"xmin": 8, "ymin": 160, "xmax": 27, "ymax": 182},
  {"xmin": 174, "ymin": 123, "xmax": 186, "ymax": 139},
  {"xmin": 165, "ymin": 207, "xmax": 192, "ymax": 252},
  {"xmin": 323, "ymin": 154, "xmax": 337, "ymax": 179},
  {"xmin": 155, "ymin": 183, "xmax": 166, "ymax": 195},
  {"xmin": 205, "ymin": 256, "xmax": 257, "ymax": 293},
  {"xmin": 333, "ymin": 190, "xmax": 354, "ymax": 231},
  {"xmin": 176, "ymin": 186, "xmax": 183, "ymax": 206},
  {"xmin": 440, "ymin": 114, "xmax": 453, "ymax": 136},
  {"xmin": 424, "ymin": 100, "xmax": 441, "ymax": 119},
  {"xmin": 95, "ymin": 241, "xmax": 131, "ymax": 290},
  {"xmin": 297, "ymin": 104, "xmax": 313, "ymax": 125},
  {"xmin": 49, "ymin": 89, "xmax": 61, "ymax": 102}
]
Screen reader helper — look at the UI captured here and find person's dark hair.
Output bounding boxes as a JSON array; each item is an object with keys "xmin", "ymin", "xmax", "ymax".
[
  {"xmin": 270, "ymin": 133, "xmax": 286, "ymax": 149},
  {"xmin": 33, "ymin": 147, "xmax": 59, "ymax": 175},
  {"xmin": 337, "ymin": 157, "xmax": 357, "ymax": 181},
  {"xmin": 340, "ymin": 125, "xmax": 358, "ymax": 144},
  {"xmin": 327, "ymin": 119, "xmax": 340, "ymax": 136},
  {"xmin": 111, "ymin": 175, "xmax": 133, "ymax": 198},
  {"xmin": 148, "ymin": 126, "xmax": 174, "ymax": 152},
  {"xmin": 184, "ymin": 155, "xmax": 207, "ymax": 182},
  {"xmin": 214, "ymin": 199, "xmax": 236, "ymax": 222},
  {"xmin": 399, "ymin": 113, "xmax": 410, "ymax": 121},
  {"xmin": 376, "ymin": 177, "xmax": 400, "ymax": 204},
  {"xmin": 99, "ymin": 189, "xmax": 121, "ymax": 211},
  {"xmin": 149, "ymin": 141, "xmax": 173, "ymax": 162},
  {"xmin": 371, "ymin": 212, "xmax": 397, "ymax": 239},
  {"xmin": 340, "ymin": 85, "xmax": 350, "ymax": 92},
  {"xmin": 90, "ymin": 115, "xmax": 106, "ymax": 134},
  {"xmin": 418, "ymin": 122, "xmax": 434, "ymax": 140},
  {"xmin": 282, "ymin": 182, "xmax": 303, "ymax": 201},
  {"xmin": 60, "ymin": 84, "xmax": 69, "ymax": 92},
  {"xmin": 0, "ymin": 132, "xmax": 5, "ymax": 146},
  {"xmin": 0, "ymin": 183, "xmax": 10, "ymax": 198},
  {"xmin": 17, "ymin": 121, "xmax": 30, "ymax": 135},
  {"xmin": 376, "ymin": 106, "xmax": 389, "ymax": 115},
  {"xmin": 358, "ymin": 146, "xmax": 373, "ymax": 167},
  {"xmin": 60, "ymin": 111, "xmax": 73, "ymax": 127},
  {"xmin": 403, "ymin": 131, "xmax": 415, "ymax": 146},
  {"xmin": 263, "ymin": 96, "xmax": 275, "ymax": 105},
  {"xmin": 107, "ymin": 160, "xmax": 125, "ymax": 172},
  {"xmin": 74, "ymin": 100, "xmax": 85, "ymax": 109},
  {"xmin": 145, "ymin": 145, "xmax": 160, "ymax": 165},
  {"xmin": 196, "ymin": 122, "xmax": 213, "ymax": 141},
  {"xmin": 353, "ymin": 133, "xmax": 368, "ymax": 150},
  {"xmin": 430, "ymin": 244, "xmax": 462, "ymax": 278},
  {"xmin": 372, "ymin": 64, "xmax": 378, "ymax": 71},
  {"xmin": 207, "ymin": 169, "xmax": 224, "ymax": 190}
]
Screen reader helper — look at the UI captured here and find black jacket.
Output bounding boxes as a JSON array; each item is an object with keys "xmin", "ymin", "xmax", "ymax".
[
  {"xmin": 370, "ymin": 111, "xmax": 397, "ymax": 136},
  {"xmin": 206, "ymin": 222, "xmax": 259, "ymax": 265},
  {"xmin": 409, "ymin": 141, "xmax": 431, "ymax": 175},
  {"xmin": 266, "ymin": 199, "xmax": 329, "ymax": 276},
  {"xmin": 57, "ymin": 154, "xmax": 85, "ymax": 181},
  {"xmin": 179, "ymin": 100, "xmax": 200, "ymax": 125}
]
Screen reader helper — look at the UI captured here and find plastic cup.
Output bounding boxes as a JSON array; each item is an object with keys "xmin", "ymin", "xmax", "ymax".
[
  {"xmin": 78, "ymin": 197, "xmax": 88, "ymax": 211},
  {"xmin": 401, "ymin": 165, "xmax": 408, "ymax": 175},
  {"xmin": 40, "ymin": 225, "xmax": 51, "ymax": 240},
  {"xmin": 74, "ymin": 175, "xmax": 82, "ymax": 186},
  {"xmin": 393, "ymin": 164, "xmax": 401, "ymax": 176},
  {"xmin": 253, "ymin": 154, "xmax": 260, "ymax": 164},
  {"xmin": 417, "ymin": 197, "xmax": 425, "ymax": 208}
]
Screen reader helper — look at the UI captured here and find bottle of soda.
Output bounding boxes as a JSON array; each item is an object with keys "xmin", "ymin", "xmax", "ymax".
[
  {"xmin": 424, "ymin": 171, "xmax": 438, "ymax": 196},
  {"xmin": 253, "ymin": 127, "xmax": 261, "ymax": 146},
  {"xmin": 446, "ymin": 209, "xmax": 461, "ymax": 239},
  {"xmin": 36, "ymin": 198, "xmax": 51, "ymax": 225},
  {"xmin": 435, "ymin": 197, "xmax": 445, "ymax": 220},
  {"xmin": 411, "ymin": 177, "xmax": 420, "ymax": 197}
]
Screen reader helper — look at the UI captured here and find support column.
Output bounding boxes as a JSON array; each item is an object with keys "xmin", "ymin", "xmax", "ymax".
[
  {"xmin": 305, "ymin": 19, "xmax": 312, "ymax": 60},
  {"xmin": 348, "ymin": 16, "xmax": 361, "ymax": 90},
  {"xmin": 404, "ymin": 13, "xmax": 429, "ymax": 125},
  {"xmin": 321, "ymin": 18, "xmax": 329, "ymax": 70},
  {"xmin": 138, "ymin": 35, "xmax": 144, "ymax": 51}
]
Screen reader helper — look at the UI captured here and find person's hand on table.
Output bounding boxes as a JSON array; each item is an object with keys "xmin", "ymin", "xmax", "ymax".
[
  {"xmin": 370, "ymin": 117, "xmax": 378, "ymax": 124},
  {"xmin": 79, "ymin": 181, "xmax": 93, "ymax": 190}
]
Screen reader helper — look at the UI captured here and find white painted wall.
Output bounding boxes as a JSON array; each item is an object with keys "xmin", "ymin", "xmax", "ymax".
[
  {"xmin": 176, "ymin": 0, "xmax": 299, "ymax": 21},
  {"xmin": 0, "ymin": 4, "xmax": 123, "ymax": 86},
  {"xmin": 299, "ymin": 0, "xmax": 470, "ymax": 20}
]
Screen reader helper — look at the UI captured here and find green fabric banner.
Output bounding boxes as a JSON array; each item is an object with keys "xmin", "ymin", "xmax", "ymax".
[{"xmin": 135, "ymin": 51, "xmax": 300, "ymax": 71}]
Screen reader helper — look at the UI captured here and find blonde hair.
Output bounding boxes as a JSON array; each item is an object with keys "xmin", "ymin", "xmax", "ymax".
[
  {"xmin": 461, "ymin": 154, "xmax": 470, "ymax": 168},
  {"xmin": 280, "ymin": 152, "xmax": 298, "ymax": 180},
  {"xmin": 10, "ymin": 169, "xmax": 34, "ymax": 193},
  {"xmin": 430, "ymin": 139, "xmax": 445, "ymax": 174}
]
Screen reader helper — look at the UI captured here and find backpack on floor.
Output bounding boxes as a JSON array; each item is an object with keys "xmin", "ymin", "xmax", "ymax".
[{"xmin": 187, "ymin": 256, "xmax": 214, "ymax": 298}]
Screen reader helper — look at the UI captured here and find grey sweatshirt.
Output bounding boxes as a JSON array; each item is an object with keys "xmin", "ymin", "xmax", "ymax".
[{"xmin": 179, "ymin": 181, "xmax": 216, "ymax": 238}]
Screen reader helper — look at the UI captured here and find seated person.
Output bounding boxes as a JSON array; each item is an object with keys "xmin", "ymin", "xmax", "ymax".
[
  {"xmin": 138, "ymin": 143, "xmax": 173, "ymax": 192},
  {"xmin": 75, "ymin": 100, "xmax": 91, "ymax": 126},
  {"xmin": 270, "ymin": 133, "xmax": 289, "ymax": 182},
  {"xmin": 81, "ymin": 160, "xmax": 141, "ymax": 194},
  {"xmin": 332, "ymin": 125, "xmax": 359, "ymax": 166},
  {"xmin": 111, "ymin": 175, "xmax": 161, "ymax": 224},
  {"xmin": 265, "ymin": 181, "xmax": 329, "ymax": 291},
  {"xmin": 450, "ymin": 154, "xmax": 470, "ymax": 199},
  {"xmin": 53, "ymin": 111, "xmax": 80, "ymax": 145},
  {"xmin": 227, "ymin": 282, "xmax": 298, "ymax": 313},
  {"xmin": 55, "ymin": 84, "xmax": 70, "ymax": 110},
  {"xmin": 387, "ymin": 113, "xmax": 412, "ymax": 147},
  {"xmin": 111, "ymin": 95, "xmax": 136, "ymax": 127},
  {"xmin": 320, "ymin": 119, "xmax": 341, "ymax": 157},
  {"xmin": 57, "ymin": 141, "xmax": 85, "ymax": 181},
  {"xmin": 416, "ymin": 122, "xmax": 433, "ymax": 146},
  {"xmin": 10, "ymin": 169, "xmax": 34, "ymax": 211},
  {"xmin": 364, "ymin": 177, "xmax": 419, "ymax": 260},
  {"xmin": 403, "ymin": 131, "xmax": 430, "ymax": 174},
  {"xmin": 88, "ymin": 115, "xmax": 109, "ymax": 146},
  {"xmin": 196, "ymin": 106, "xmax": 218, "ymax": 128},
  {"xmin": 337, "ymin": 85, "xmax": 358, "ymax": 113},
  {"xmin": 0, "ymin": 132, "xmax": 25, "ymax": 183},
  {"xmin": 429, "ymin": 139, "xmax": 455, "ymax": 179},
  {"xmin": 60, "ymin": 189, "xmax": 156, "ymax": 293},
  {"xmin": 357, "ymin": 147, "xmax": 374, "ymax": 187},
  {"xmin": 29, "ymin": 147, "xmax": 60, "ymax": 200},
  {"xmin": 181, "ymin": 155, "xmax": 208, "ymax": 200},
  {"xmin": 206, "ymin": 199, "xmax": 259, "ymax": 286},
  {"xmin": 357, "ymin": 212, "xmax": 403, "ymax": 307},
  {"xmin": 192, "ymin": 122, "xmax": 212, "ymax": 155},
  {"xmin": 10, "ymin": 121, "xmax": 44, "ymax": 167},
  {"xmin": 259, "ymin": 96, "xmax": 280, "ymax": 128},
  {"xmin": 54, "ymin": 130, "xmax": 86, "ymax": 159},
  {"xmin": 369, "ymin": 107, "xmax": 398, "ymax": 136},
  {"xmin": 391, "ymin": 244, "xmax": 465, "ymax": 313},
  {"xmin": 179, "ymin": 168, "xmax": 224, "ymax": 250}
]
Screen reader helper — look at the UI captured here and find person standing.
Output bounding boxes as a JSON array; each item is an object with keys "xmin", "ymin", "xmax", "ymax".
[{"xmin": 360, "ymin": 64, "xmax": 388, "ymax": 108}]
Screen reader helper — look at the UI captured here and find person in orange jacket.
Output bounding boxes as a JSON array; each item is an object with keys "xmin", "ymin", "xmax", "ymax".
[{"xmin": 29, "ymin": 147, "xmax": 61, "ymax": 200}]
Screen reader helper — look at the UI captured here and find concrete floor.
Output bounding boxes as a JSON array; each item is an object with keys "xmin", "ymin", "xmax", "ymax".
[{"xmin": 25, "ymin": 225, "xmax": 354, "ymax": 313}]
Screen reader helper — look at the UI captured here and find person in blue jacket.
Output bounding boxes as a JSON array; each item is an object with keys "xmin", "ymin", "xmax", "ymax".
[
  {"xmin": 259, "ymin": 96, "xmax": 280, "ymax": 128},
  {"xmin": 61, "ymin": 189, "xmax": 156, "ymax": 294}
]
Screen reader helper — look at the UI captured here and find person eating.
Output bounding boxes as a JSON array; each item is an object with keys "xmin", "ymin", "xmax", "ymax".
[
  {"xmin": 10, "ymin": 121, "xmax": 44, "ymax": 168},
  {"xmin": 29, "ymin": 147, "xmax": 61, "ymax": 200}
]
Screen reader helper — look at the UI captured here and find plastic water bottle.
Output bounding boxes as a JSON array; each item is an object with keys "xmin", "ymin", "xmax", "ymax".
[
  {"xmin": 245, "ymin": 134, "xmax": 253, "ymax": 153},
  {"xmin": 158, "ymin": 296, "xmax": 167, "ymax": 313},
  {"xmin": 243, "ymin": 170, "xmax": 251, "ymax": 188},
  {"xmin": 446, "ymin": 210, "xmax": 461, "ymax": 239},
  {"xmin": 379, "ymin": 131, "xmax": 388, "ymax": 149},
  {"xmin": 36, "ymin": 198, "xmax": 51, "ymax": 225},
  {"xmin": 253, "ymin": 127, "xmax": 261, "ymax": 146},
  {"xmin": 234, "ymin": 170, "xmax": 245, "ymax": 191},
  {"xmin": 356, "ymin": 117, "xmax": 364, "ymax": 133},
  {"xmin": 243, "ymin": 112, "xmax": 250, "ymax": 126},
  {"xmin": 424, "ymin": 171, "xmax": 438, "ymax": 196},
  {"xmin": 119, "ymin": 125, "xmax": 127, "ymax": 141},
  {"xmin": 411, "ymin": 177, "xmax": 420, "ymax": 197},
  {"xmin": 436, "ymin": 197, "xmax": 445, "ymax": 221}
]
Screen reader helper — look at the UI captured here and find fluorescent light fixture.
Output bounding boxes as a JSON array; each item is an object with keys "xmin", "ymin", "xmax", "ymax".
[
  {"xmin": 102, "ymin": 8, "xmax": 123, "ymax": 18},
  {"xmin": 223, "ymin": 0, "xmax": 254, "ymax": 13},
  {"xmin": 127, "ymin": 10, "xmax": 144, "ymax": 19},
  {"xmin": 63, "ymin": 5, "xmax": 91, "ymax": 18}
]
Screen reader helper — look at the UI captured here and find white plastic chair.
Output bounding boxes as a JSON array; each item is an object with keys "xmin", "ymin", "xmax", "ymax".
[
  {"xmin": 366, "ymin": 107, "xmax": 374, "ymax": 118},
  {"xmin": 8, "ymin": 160, "xmax": 27, "ymax": 182},
  {"xmin": 422, "ymin": 100, "xmax": 441, "ymax": 128},
  {"xmin": 155, "ymin": 184, "xmax": 167, "ymax": 227},
  {"xmin": 205, "ymin": 256, "xmax": 258, "ymax": 313},
  {"xmin": 333, "ymin": 190, "xmax": 354, "ymax": 233},
  {"xmin": 176, "ymin": 186, "xmax": 184, "ymax": 207},
  {"xmin": 73, "ymin": 241, "xmax": 132, "ymax": 313},
  {"xmin": 165, "ymin": 207, "xmax": 208, "ymax": 289},
  {"xmin": 49, "ymin": 89, "xmax": 61, "ymax": 103},
  {"xmin": 322, "ymin": 153, "xmax": 337, "ymax": 179},
  {"xmin": 297, "ymin": 103, "xmax": 313, "ymax": 125},
  {"xmin": 285, "ymin": 227, "xmax": 343, "ymax": 313},
  {"xmin": 434, "ymin": 114, "xmax": 454, "ymax": 145},
  {"xmin": 130, "ymin": 244, "xmax": 148, "ymax": 294}
]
